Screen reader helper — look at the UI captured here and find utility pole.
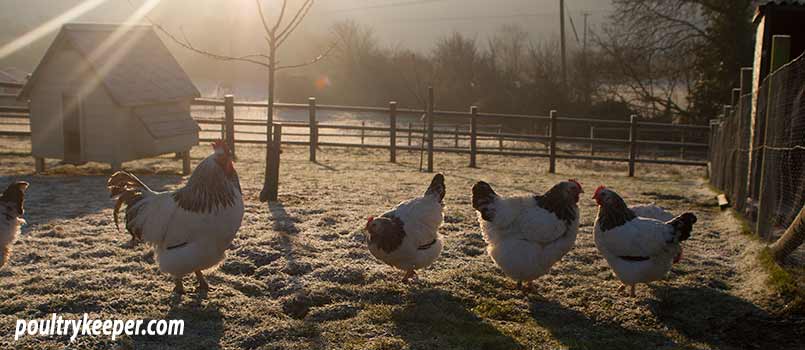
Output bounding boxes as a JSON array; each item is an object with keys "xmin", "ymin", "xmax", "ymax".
[
  {"xmin": 582, "ymin": 11, "xmax": 590, "ymax": 108},
  {"xmin": 559, "ymin": 0, "xmax": 567, "ymax": 94}
]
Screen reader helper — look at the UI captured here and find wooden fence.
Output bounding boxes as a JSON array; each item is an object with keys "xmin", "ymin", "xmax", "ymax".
[
  {"xmin": 190, "ymin": 92, "xmax": 709, "ymax": 176},
  {"xmin": 0, "ymin": 82, "xmax": 710, "ymax": 176}
]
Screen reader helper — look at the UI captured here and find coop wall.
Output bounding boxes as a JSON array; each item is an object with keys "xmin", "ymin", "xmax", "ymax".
[{"xmin": 28, "ymin": 41, "xmax": 125, "ymax": 163}]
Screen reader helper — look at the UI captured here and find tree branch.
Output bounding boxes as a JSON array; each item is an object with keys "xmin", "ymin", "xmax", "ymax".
[
  {"xmin": 275, "ymin": 41, "xmax": 336, "ymax": 71},
  {"xmin": 146, "ymin": 15, "xmax": 271, "ymax": 68},
  {"xmin": 276, "ymin": 0, "xmax": 314, "ymax": 48}
]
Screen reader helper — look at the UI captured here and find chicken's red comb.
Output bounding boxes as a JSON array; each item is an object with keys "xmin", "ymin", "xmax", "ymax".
[
  {"xmin": 211, "ymin": 140, "xmax": 230, "ymax": 155},
  {"xmin": 366, "ymin": 216, "xmax": 374, "ymax": 230},
  {"xmin": 593, "ymin": 185, "xmax": 606, "ymax": 199},
  {"xmin": 568, "ymin": 179, "xmax": 583, "ymax": 191}
]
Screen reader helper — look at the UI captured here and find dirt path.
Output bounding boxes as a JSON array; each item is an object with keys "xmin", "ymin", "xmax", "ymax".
[{"xmin": 0, "ymin": 139, "xmax": 801, "ymax": 349}]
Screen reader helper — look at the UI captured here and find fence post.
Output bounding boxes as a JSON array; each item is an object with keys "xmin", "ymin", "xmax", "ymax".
[
  {"xmin": 35, "ymin": 157, "xmax": 45, "ymax": 174},
  {"xmin": 470, "ymin": 106, "xmax": 478, "ymax": 168},
  {"xmin": 498, "ymin": 127, "xmax": 503, "ymax": 151},
  {"xmin": 734, "ymin": 67, "xmax": 753, "ymax": 211},
  {"xmin": 589, "ymin": 126, "xmax": 595, "ymax": 156},
  {"xmin": 707, "ymin": 120, "xmax": 716, "ymax": 179},
  {"xmin": 731, "ymin": 88, "xmax": 741, "ymax": 108},
  {"xmin": 361, "ymin": 121, "xmax": 366, "ymax": 147},
  {"xmin": 389, "ymin": 101, "xmax": 397, "ymax": 163},
  {"xmin": 756, "ymin": 34, "xmax": 792, "ymax": 239},
  {"xmin": 224, "ymin": 94, "xmax": 236, "ymax": 159},
  {"xmin": 628, "ymin": 115, "xmax": 638, "ymax": 177},
  {"xmin": 266, "ymin": 123, "xmax": 283, "ymax": 202},
  {"xmin": 427, "ymin": 86, "xmax": 434, "ymax": 173},
  {"xmin": 549, "ymin": 110, "xmax": 557, "ymax": 174},
  {"xmin": 408, "ymin": 121, "xmax": 413, "ymax": 151},
  {"xmin": 308, "ymin": 97, "xmax": 317, "ymax": 162},
  {"xmin": 182, "ymin": 150, "xmax": 191, "ymax": 175}
]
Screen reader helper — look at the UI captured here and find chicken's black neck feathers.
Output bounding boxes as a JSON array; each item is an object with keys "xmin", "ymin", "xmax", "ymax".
[
  {"xmin": 173, "ymin": 157, "xmax": 242, "ymax": 213},
  {"xmin": 369, "ymin": 214, "xmax": 406, "ymax": 253},
  {"xmin": 597, "ymin": 194, "xmax": 637, "ymax": 231},
  {"xmin": 534, "ymin": 184, "xmax": 577, "ymax": 225}
]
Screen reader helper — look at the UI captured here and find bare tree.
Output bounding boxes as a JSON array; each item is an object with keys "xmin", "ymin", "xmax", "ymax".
[
  {"xmin": 595, "ymin": 0, "xmax": 752, "ymax": 123},
  {"xmin": 139, "ymin": 0, "xmax": 335, "ymax": 202}
]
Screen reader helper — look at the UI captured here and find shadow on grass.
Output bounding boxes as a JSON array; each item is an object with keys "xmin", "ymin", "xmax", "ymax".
[
  {"xmin": 130, "ymin": 303, "xmax": 225, "ymax": 349},
  {"xmin": 648, "ymin": 285, "xmax": 805, "ymax": 350},
  {"xmin": 528, "ymin": 299, "xmax": 673, "ymax": 350},
  {"xmin": 390, "ymin": 288, "xmax": 521, "ymax": 350},
  {"xmin": 0, "ymin": 175, "xmax": 182, "ymax": 225}
]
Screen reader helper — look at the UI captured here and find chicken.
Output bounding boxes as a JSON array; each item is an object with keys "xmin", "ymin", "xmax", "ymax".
[
  {"xmin": 472, "ymin": 179, "xmax": 583, "ymax": 292},
  {"xmin": 108, "ymin": 141, "xmax": 244, "ymax": 294},
  {"xmin": 366, "ymin": 174, "xmax": 445, "ymax": 283},
  {"xmin": 629, "ymin": 204, "xmax": 674, "ymax": 222},
  {"xmin": 0, "ymin": 181, "xmax": 29, "ymax": 268},
  {"xmin": 592, "ymin": 186, "xmax": 696, "ymax": 297}
]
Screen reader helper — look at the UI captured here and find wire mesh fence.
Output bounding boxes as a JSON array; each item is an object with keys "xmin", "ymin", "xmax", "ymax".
[{"xmin": 710, "ymin": 52, "xmax": 805, "ymax": 237}]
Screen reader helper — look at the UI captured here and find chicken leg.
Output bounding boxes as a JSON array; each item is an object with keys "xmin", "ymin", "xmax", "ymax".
[
  {"xmin": 195, "ymin": 270, "xmax": 210, "ymax": 291},
  {"xmin": 173, "ymin": 277, "xmax": 185, "ymax": 294}
]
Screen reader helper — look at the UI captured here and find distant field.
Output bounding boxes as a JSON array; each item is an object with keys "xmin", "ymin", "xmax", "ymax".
[{"xmin": 0, "ymin": 137, "xmax": 800, "ymax": 349}]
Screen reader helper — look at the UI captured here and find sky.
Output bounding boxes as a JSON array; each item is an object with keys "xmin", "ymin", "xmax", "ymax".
[{"xmin": 0, "ymin": 0, "xmax": 613, "ymax": 73}]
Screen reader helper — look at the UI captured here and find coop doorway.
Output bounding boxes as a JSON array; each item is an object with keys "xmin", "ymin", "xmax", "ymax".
[{"xmin": 62, "ymin": 94, "xmax": 82, "ymax": 163}]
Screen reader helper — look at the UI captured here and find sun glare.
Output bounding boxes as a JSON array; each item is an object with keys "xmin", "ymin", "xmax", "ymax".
[{"xmin": 0, "ymin": 0, "xmax": 110, "ymax": 60}]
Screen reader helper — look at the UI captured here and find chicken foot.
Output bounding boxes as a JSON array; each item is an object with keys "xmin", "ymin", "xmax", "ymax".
[
  {"xmin": 195, "ymin": 270, "xmax": 210, "ymax": 291},
  {"xmin": 617, "ymin": 283, "xmax": 637, "ymax": 297},
  {"xmin": 401, "ymin": 270, "xmax": 417, "ymax": 283}
]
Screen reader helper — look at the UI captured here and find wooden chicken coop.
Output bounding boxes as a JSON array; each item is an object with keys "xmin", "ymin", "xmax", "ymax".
[
  {"xmin": 752, "ymin": 1, "xmax": 805, "ymax": 88},
  {"xmin": 18, "ymin": 23, "xmax": 201, "ymax": 174}
]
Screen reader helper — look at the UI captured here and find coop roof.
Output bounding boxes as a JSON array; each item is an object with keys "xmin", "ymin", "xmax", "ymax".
[
  {"xmin": 133, "ymin": 104, "xmax": 200, "ymax": 140},
  {"xmin": 19, "ymin": 23, "xmax": 200, "ymax": 106}
]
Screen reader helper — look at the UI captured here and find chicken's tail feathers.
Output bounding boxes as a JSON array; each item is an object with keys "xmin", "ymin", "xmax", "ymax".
[
  {"xmin": 666, "ymin": 212, "xmax": 697, "ymax": 241},
  {"xmin": 425, "ymin": 173, "xmax": 446, "ymax": 202},
  {"xmin": 472, "ymin": 181, "xmax": 498, "ymax": 221},
  {"xmin": 107, "ymin": 171, "xmax": 151, "ymax": 196},
  {"xmin": 107, "ymin": 171, "xmax": 149, "ymax": 232},
  {"xmin": 1, "ymin": 181, "xmax": 28, "ymax": 216}
]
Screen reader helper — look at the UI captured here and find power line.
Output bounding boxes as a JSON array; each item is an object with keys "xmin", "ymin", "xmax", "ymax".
[{"xmin": 326, "ymin": 0, "xmax": 449, "ymax": 14}]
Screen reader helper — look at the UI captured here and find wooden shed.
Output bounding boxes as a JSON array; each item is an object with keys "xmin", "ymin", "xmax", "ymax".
[
  {"xmin": 752, "ymin": 1, "xmax": 805, "ymax": 88},
  {"xmin": 18, "ymin": 23, "xmax": 200, "ymax": 174}
]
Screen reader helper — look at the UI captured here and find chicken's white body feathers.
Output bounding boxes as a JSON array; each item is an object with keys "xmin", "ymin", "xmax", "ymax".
[
  {"xmin": 0, "ymin": 202, "xmax": 24, "ymax": 267},
  {"xmin": 368, "ymin": 194, "xmax": 444, "ymax": 271},
  {"xmin": 129, "ymin": 190, "xmax": 244, "ymax": 277},
  {"xmin": 594, "ymin": 214, "xmax": 680, "ymax": 285},
  {"xmin": 480, "ymin": 195, "xmax": 579, "ymax": 282}
]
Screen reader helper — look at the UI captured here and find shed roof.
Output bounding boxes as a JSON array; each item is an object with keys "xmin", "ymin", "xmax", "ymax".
[
  {"xmin": 19, "ymin": 23, "xmax": 200, "ymax": 106},
  {"xmin": 133, "ymin": 104, "xmax": 200, "ymax": 140}
]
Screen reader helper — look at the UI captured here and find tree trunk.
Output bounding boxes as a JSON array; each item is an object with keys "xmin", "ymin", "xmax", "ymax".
[
  {"xmin": 259, "ymin": 42, "xmax": 277, "ymax": 202},
  {"xmin": 770, "ymin": 204, "xmax": 805, "ymax": 263}
]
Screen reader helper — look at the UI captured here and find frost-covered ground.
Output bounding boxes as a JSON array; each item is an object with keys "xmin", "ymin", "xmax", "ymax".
[{"xmin": 0, "ymin": 136, "xmax": 801, "ymax": 349}]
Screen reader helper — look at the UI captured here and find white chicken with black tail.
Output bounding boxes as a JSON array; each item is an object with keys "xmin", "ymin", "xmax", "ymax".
[
  {"xmin": 592, "ymin": 186, "xmax": 696, "ymax": 297},
  {"xmin": 472, "ymin": 179, "xmax": 582, "ymax": 293},
  {"xmin": 108, "ymin": 141, "xmax": 244, "ymax": 294},
  {"xmin": 0, "ymin": 181, "xmax": 29, "ymax": 269},
  {"xmin": 366, "ymin": 173, "xmax": 445, "ymax": 283}
]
